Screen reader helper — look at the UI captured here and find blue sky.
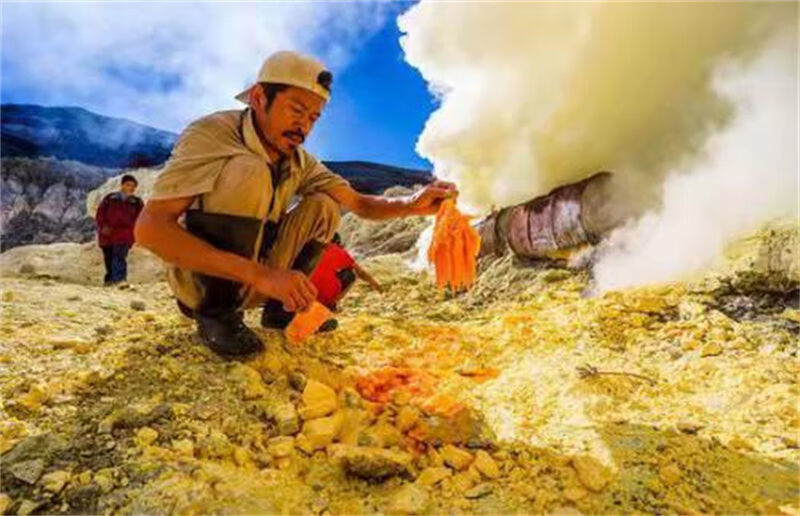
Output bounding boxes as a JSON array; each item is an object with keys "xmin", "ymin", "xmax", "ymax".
[
  {"xmin": 0, "ymin": 2, "xmax": 434, "ymax": 170},
  {"xmin": 308, "ymin": 15, "xmax": 434, "ymax": 169}
]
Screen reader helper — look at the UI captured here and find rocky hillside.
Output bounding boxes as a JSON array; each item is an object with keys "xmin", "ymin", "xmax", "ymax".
[
  {"xmin": 1, "ymin": 104, "xmax": 432, "ymax": 250},
  {"xmin": 0, "ymin": 158, "xmax": 120, "ymax": 250}
]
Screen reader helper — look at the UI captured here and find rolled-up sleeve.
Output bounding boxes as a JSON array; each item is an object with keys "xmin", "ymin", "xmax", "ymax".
[
  {"xmin": 297, "ymin": 151, "xmax": 350, "ymax": 196},
  {"xmin": 150, "ymin": 125, "xmax": 226, "ymax": 201}
]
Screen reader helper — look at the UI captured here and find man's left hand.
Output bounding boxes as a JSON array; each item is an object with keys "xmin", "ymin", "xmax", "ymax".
[{"xmin": 409, "ymin": 179, "xmax": 458, "ymax": 216}]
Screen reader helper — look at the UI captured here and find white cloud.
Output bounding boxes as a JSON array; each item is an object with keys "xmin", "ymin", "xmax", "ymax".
[{"xmin": 1, "ymin": 1, "xmax": 394, "ymax": 132}]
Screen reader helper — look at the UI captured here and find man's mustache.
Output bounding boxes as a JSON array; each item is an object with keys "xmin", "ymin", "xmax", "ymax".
[{"xmin": 282, "ymin": 130, "xmax": 305, "ymax": 143}]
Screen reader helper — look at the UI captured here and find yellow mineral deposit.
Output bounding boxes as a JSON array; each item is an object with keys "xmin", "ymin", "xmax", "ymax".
[{"xmin": 0, "ymin": 218, "xmax": 797, "ymax": 514}]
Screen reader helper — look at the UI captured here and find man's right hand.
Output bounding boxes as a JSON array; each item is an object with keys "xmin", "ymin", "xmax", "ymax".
[{"xmin": 252, "ymin": 267, "xmax": 317, "ymax": 312}]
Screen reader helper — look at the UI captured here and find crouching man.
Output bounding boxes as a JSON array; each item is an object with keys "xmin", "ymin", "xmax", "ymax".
[{"xmin": 135, "ymin": 51, "xmax": 455, "ymax": 358}]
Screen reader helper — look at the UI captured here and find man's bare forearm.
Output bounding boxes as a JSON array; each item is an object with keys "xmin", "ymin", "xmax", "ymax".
[
  {"xmin": 327, "ymin": 182, "xmax": 454, "ymax": 220},
  {"xmin": 135, "ymin": 211, "xmax": 260, "ymax": 285},
  {"xmin": 353, "ymin": 194, "xmax": 420, "ymax": 220}
]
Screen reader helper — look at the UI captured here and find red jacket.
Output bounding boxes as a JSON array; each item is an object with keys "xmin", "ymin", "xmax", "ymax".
[{"xmin": 95, "ymin": 192, "xmax": 143, "ymax": 247}]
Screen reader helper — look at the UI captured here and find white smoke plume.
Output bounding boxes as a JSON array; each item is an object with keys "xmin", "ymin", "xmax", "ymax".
[
  {"xmin": 591, "ymin": 33, "xmax": 798, "ymax": 291},
  {"xmin": 399, "ymin": 1, "xmax": 797, "ymax": 289}
]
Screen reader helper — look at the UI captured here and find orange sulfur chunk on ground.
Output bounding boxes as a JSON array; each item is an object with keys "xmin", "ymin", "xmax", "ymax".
[
  {"xmin": 427, "ymin": 199, "xmax": 481, "ymax": 292},
  {"xmin": 355, "ymin": 367, "xmax": 438, "ymax": 404},
  {"xmin": 285, "ymin": 301, "xmax": 334, "ymax": 344}
]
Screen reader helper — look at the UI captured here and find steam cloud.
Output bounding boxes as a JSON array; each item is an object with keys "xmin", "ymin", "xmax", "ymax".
[
  {"xmin": 400, "ymin": 1, "xmax": 797, "ymax": 289},
  {"xmin": 592, "ymin": 34, "xmax": 798, "ymax": 291}
]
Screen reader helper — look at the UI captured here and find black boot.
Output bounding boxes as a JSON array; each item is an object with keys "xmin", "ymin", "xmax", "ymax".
[
  {"xmin": 196, "ymin": 310, "xmax": 263, "ymax": 358},
  {"xmin": 261, "ymin": 300, "xmax": 294, "ymax": 330}
]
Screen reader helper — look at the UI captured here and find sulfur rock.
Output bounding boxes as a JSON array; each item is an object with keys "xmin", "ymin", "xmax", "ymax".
[
  {"xmin": 449, "ymin": 469, "xmax": 480, "ymax": 492},
  {"xmin": 294, "ymin": 433, "xmax": 314, "ymax": 455},
  {"xmin": 300, "ymin": 380, "xmax": 339, "ymax": 420},
  {"xmin": 339, "ymin": 446, "xmax": 412, "ymax": 480},
  {"xmin": 658, "ymin": 463, "xmax": 681, "ymax": 486},
  {"xmin": 41, "ymin": 470, "xmax": 70, "ymax": 493},
  {"xmin": 288, "ymin": 371, "xmax": 307, "ymax": 391},
  {"xmin": 701, "ymin": 343, "xmax": 723, "ymax": 357},
  {"xmin": 93, "ymin": 469, "xmax": 115, "ymax": 493},
  {"xmin": 8, "ymin": 459, "xmax": 45, "ymax": 484},
  {"xmin": 563, "ymin": 486, "xmax": 588, "ymax": 501},
  {"xmin": 171, "ymin": 439, "xmax": 194, "ymax": 458},
  {"xmin": 340, "ymin": 387, "xmax": 363, "ymax": 408},
  {"xmin": 386, "ymin": 483, "xmax": 429, "ymax": 515},
  {"xmin": 232, "ymin": 446, "xmax": 251, "ymax": 467},
  {"xmin": 473, "ymin": 450, "xmax": 500, "ymax": 479},
  {"xmin": 416, "ymin": 467, "xmax": 452, "ymax": 487},
  {"xmin": 268, "ymin": 437, "xmax": 295, "ymax": 458},
  {"xmin": 728, "ymin": 436, "xmax": 755, "ymax": 451},
  {"xmin": 302, "ymin": 416, "xmax": 339, "ymax": 451},
  {"xmin": 202, "ymin": 430, "xmax": 233, "ymax": 459},
  {"xmin": 440, "ymin": 445, "xmax": 474, "ymax": 471},
  {"xmin": 427, "ymin": 447, "xmax": 444, "ymax": 467},
  {"xmin": 135, "ymin": 427, "xmax": 159, "ymax": 447},
  {"xmin": 676, "ymin": 422, "xmax": 704, "ymax": 434},
  {"xmin": 336, "ymin": 408, "xmax": 364, "ymax": 446},
  {"xmin": 396, "ymin": 406, "xmax": 421, "ymax": 432},
  {"xmin": 16, "ymin": 499, "xmax": 41, "ymax": 516},
  {"xmin": 270, "ymin": 402, "xmax": 300, "ymax": 436},
  {"xmin": 464, "ymin": 483, "xmax": 493, "ymax": 499},
  {"xmin": 229, "ymin": 364, "xmax": 268, "ymax": 400},
  {"xmin": 571, "ymin": 456, "xmax": 611, "ymax": 492},
  {"xmin": 360, "ymin": 422, "xmax": 403, "ymax": 448}
]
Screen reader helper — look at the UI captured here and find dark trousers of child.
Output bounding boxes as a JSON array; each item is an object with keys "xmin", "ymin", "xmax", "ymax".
[{"xmin": 101, "ymin": 244, "xmax": 130, "ymax": 284}]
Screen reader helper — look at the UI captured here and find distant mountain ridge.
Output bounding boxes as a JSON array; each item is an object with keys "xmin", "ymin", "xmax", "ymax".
[
  {"xmin": 324, "ymin": 161, "xmax": 431, "ymax": 194},
  {"xmin": 0, "ymin": 104, "xmax": 432, "ymax": 250},
  {"xmin": 0, "ymin": 104, "xmax": 432, "ymax": 191},
  {"xmin": 1, "ymin": 104, "xmax": 178, "ymax": 168}
]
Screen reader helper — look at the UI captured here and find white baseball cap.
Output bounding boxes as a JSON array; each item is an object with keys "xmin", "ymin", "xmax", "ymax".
[{"xmin": 235, "ymin": 51, "xmax": 332, "ymax": 104}]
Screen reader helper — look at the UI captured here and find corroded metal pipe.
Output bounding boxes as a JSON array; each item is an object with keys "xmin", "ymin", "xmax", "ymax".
[{"xmin": 477, "ymin": 171, "xmax": 626, "ymax": 258}]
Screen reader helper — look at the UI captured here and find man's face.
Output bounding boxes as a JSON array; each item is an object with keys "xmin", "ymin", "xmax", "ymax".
[
  {"xmin": 121, "ymin": 181, "xmax": 137, "ymax": 195},
  {"xmin": 253, "ymin": 85, "xmax": 325, "ymax": 157}
]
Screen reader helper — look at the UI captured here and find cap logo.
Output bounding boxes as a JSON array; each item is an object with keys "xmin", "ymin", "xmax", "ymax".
[{"xmin": 317, "ymin": 71, "xmax": 333, "ymax": 92}]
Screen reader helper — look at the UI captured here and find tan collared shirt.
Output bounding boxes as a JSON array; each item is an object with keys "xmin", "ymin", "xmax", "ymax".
[
  {"xmin": 151, "ymin": 108, "xmax": 349, "ymax": 221},
  {"xmin": 150, "ymin": 108, "xmax": 350, "ymax": 309}
]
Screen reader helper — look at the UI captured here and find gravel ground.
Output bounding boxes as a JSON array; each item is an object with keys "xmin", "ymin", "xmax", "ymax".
[{"xmin": 0, "ymin": 222, "xmax": 798, "ymax": 515}]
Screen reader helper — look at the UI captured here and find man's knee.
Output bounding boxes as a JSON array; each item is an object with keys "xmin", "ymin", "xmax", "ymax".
[{"xmin": 298, "ymin": 193, "xmax": 341, "ymax": 227}]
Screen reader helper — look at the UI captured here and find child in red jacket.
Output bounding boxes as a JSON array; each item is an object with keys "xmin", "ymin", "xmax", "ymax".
[{"xmin": 95, "ymin": 174, "xmax": 143, "ymax": 285}]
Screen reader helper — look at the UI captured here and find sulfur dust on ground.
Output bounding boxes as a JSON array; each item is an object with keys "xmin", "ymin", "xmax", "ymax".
[{"xmin": 0, "ymin": 218, "xmax": 798, "ymax": 515}]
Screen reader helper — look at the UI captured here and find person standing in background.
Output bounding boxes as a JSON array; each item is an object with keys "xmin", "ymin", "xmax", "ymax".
[{"xmin": 95, "ymin": 174, "xmax": 143, "ymax": 286}]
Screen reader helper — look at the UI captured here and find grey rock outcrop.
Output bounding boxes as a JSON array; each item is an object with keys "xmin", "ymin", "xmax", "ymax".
[{"xmin": 0, "ymin": 158, "xmax": 119, "ymax": 250}]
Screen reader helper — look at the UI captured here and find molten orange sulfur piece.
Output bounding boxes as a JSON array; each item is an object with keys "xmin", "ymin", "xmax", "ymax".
[
  {"xmin": 427, "ymin": 199, "xmax": 481, "ymax": 291},
  {"xmin": 355, "ymin": 367, "xmax": 438, "ymax": 404},
  {"xmin": 285, "ymin": 301, "xmax": 334, "ymax": 344}
]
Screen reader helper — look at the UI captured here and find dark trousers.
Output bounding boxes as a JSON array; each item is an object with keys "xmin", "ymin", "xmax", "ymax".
[
  {"xmin": 101, "ymin": 244, "xmax": 130, "ymax": 284},
  {"xmin": 178, "ymin": 193, "xmax": 341, "ymax": 320}
]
